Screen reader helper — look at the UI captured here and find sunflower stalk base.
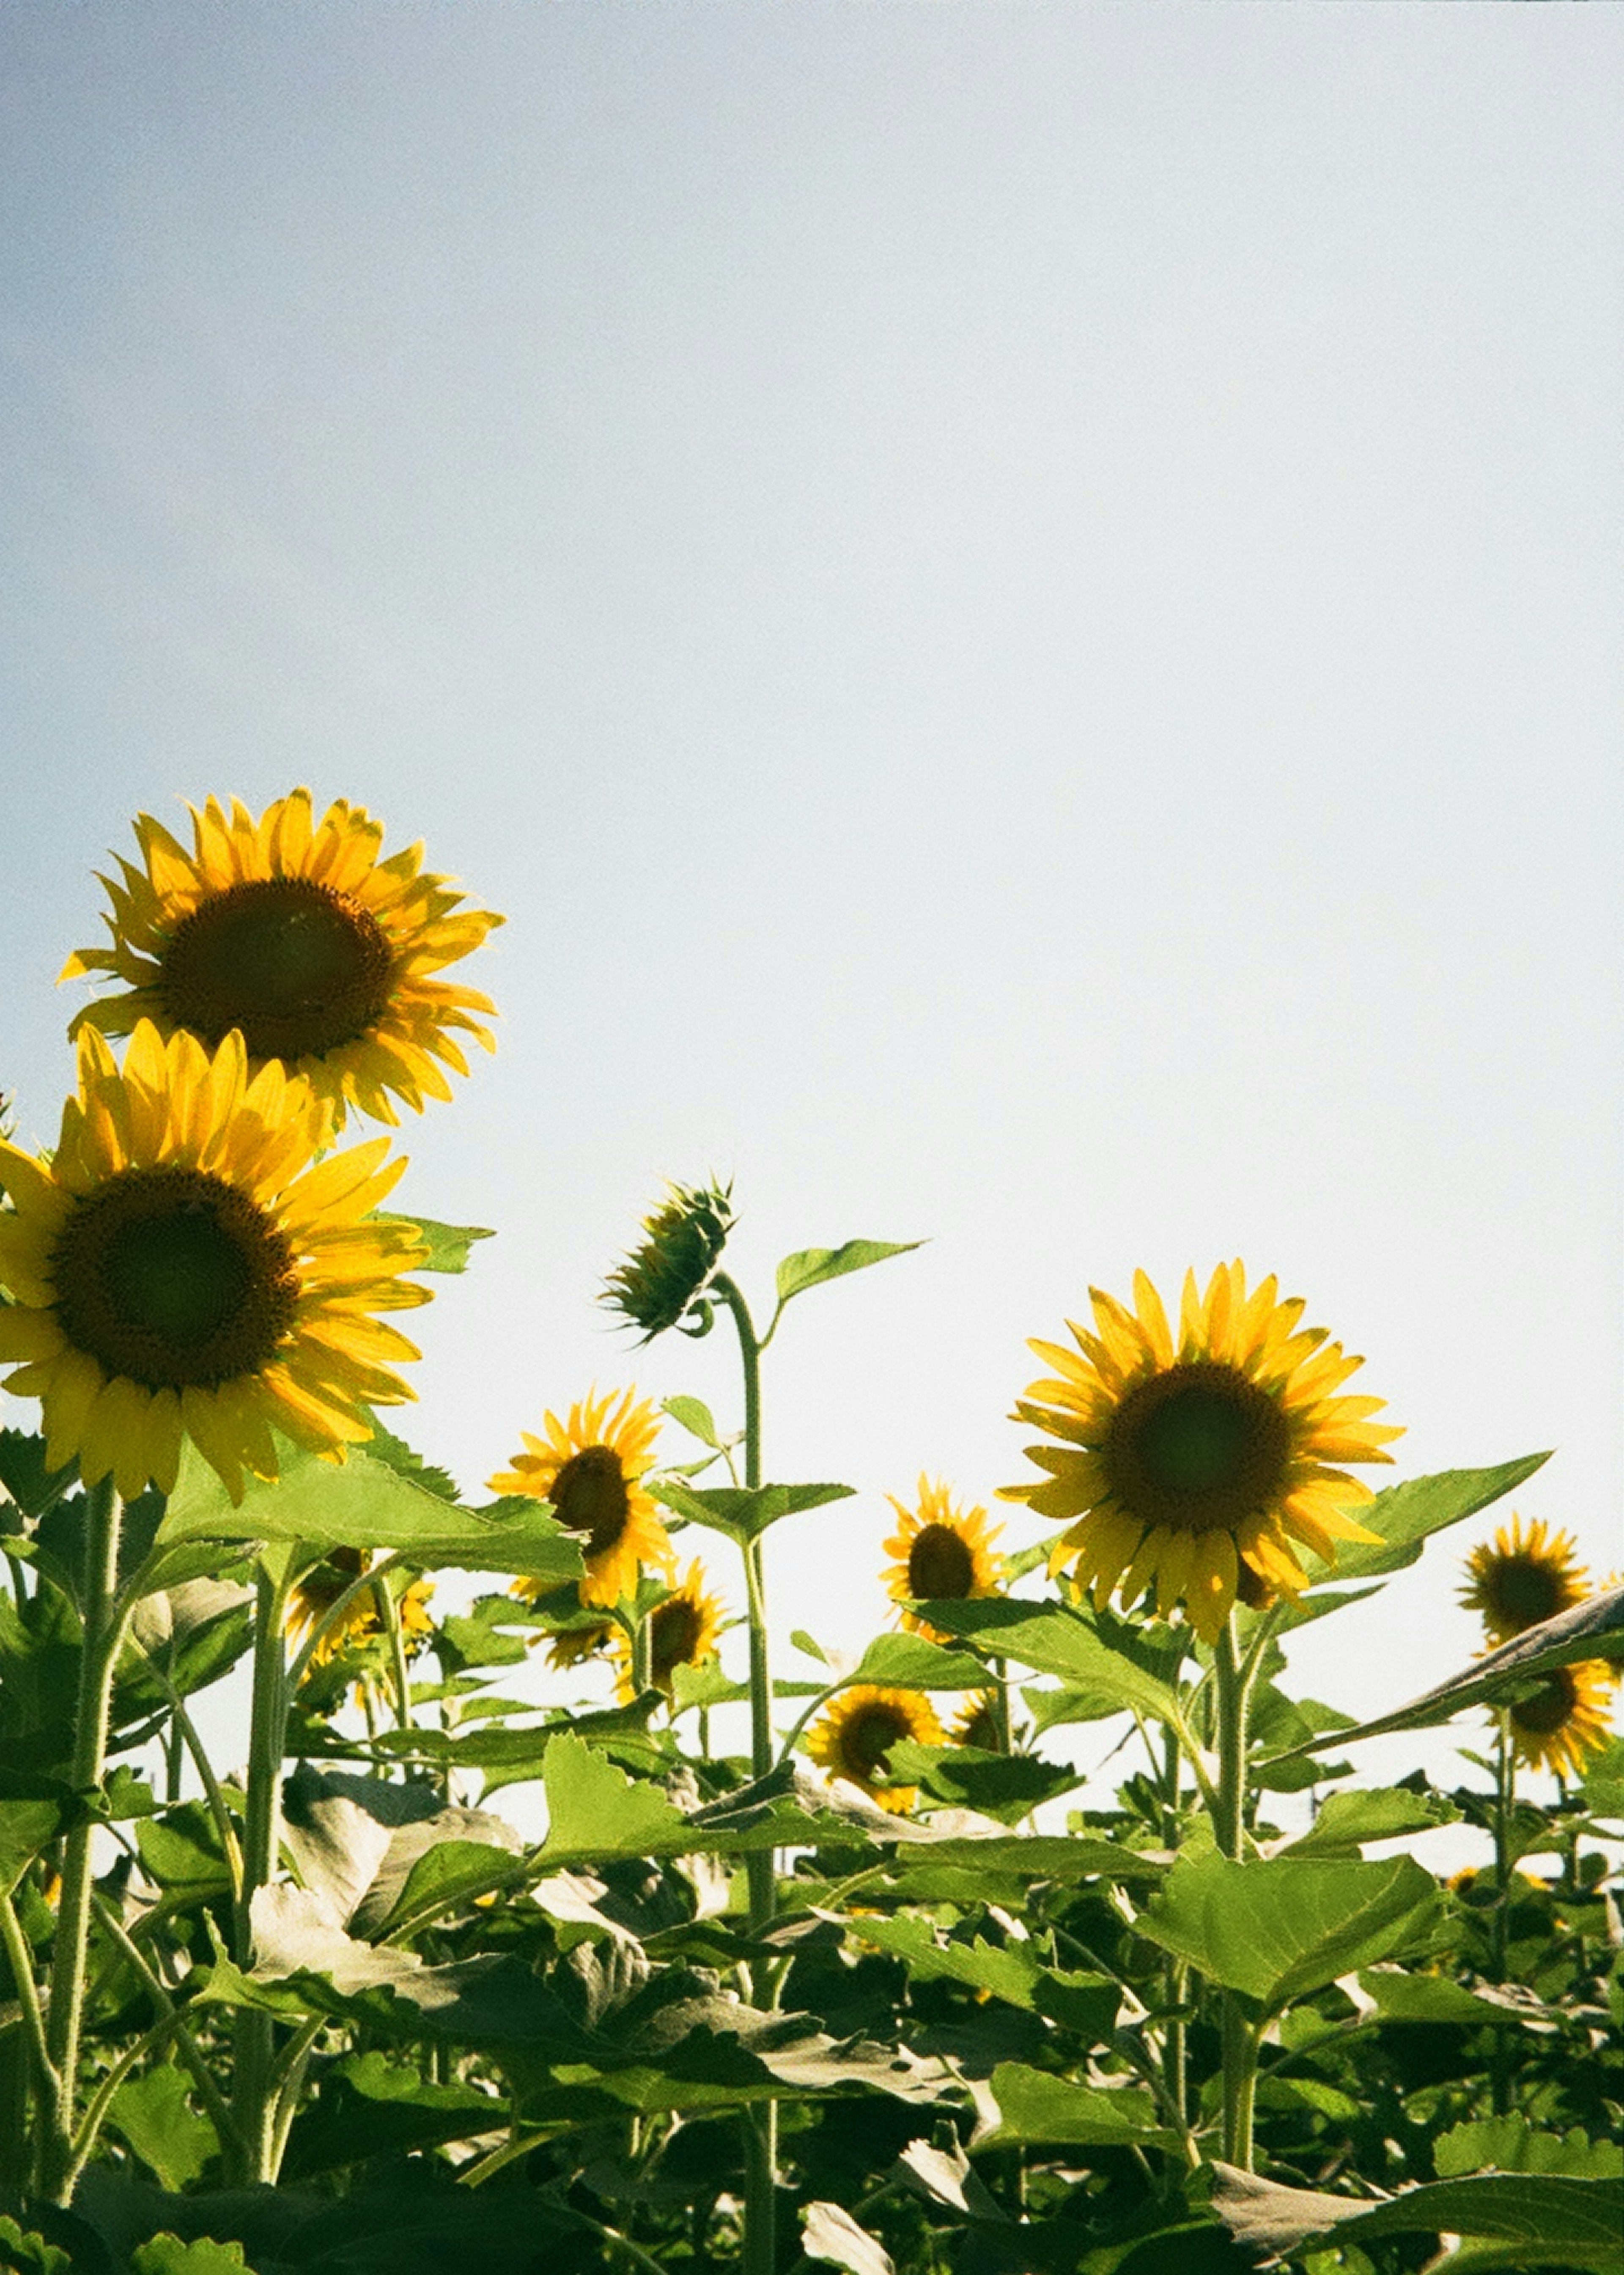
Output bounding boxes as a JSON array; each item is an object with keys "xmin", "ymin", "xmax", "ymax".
[
  {"xmin": 1212, "ymin": 1615, "xmax": 1264, "ymax": 2171},
  {"xmin": 228, "ymin": 1557, "xmax": 296, "ymax": 2186}
]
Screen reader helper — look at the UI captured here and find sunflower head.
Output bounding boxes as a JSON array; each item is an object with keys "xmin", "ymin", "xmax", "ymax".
[
  {"xmin": 545, "ymin": 1617, "xmax": 618, "ymax": 1674},
  {"xmin": 1505, "ymin": 1659, "xmax": 1617, "ymax": 1780},
  {"xmin": 612, "ymin": 1559, "xmax": 726, "ymax": 1703},
  {"xmin": 287, "ymin": 1548, "xmax": 436, "ymax": 1702},
  {"xmin": 882, "ymin": 1476, "xmax": 1007, "ymax": 1641},
  {"xmin": 807, "ymin": 1685, "xmax": 943, "ymax": 1814},
  {"xmin": 0, "ymin": 1021, "xmax": 428, "ymax": 1503},
  {"xmin": 1000, "ymin": 1262, "xmax": 1400, "ymax": 1645},
  {"xmin": 1460, "ymin": 1515, "xmax": 1590, "ymax": 1644},
  {"xmin": 950, "ymin": 1691, "xmax": 1002, "ymax": 1753},
  {"xmin": 490, "ymin": 1387, "xmax": 673, "ymax": 1609},
  {"xmin": 601, "ymin": 1180, "xmax": 734, "ymax": 1341},
  {"xmin": 61, "ymin": 791, "xmax": 502, "ymax": 1129}
]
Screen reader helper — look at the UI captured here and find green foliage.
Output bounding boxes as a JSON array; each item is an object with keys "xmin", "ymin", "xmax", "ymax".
[
  {"xmin": 108, "ymin": 2066, "xmax": 219, "ymax": 2191},
  {"xmin": 774, "ymin": 1239, "xmax": 923, "ymax": 1308},
  {"xmin": 372, "ymin": 1215, "xmax": 495, "ymax": 1274},
  {"xmin": 653, "ymin": 1475, "xmax": 856, "ymax": 1542}
]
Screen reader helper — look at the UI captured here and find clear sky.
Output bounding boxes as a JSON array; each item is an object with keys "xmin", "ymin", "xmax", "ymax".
[{"xmin": 1, "ymin": 4, "xmax": 1619, "ymax": 1816}]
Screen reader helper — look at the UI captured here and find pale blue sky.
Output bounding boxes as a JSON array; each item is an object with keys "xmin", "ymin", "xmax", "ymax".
[{"xmin": 1, "ymin": 5, "xmax": 1619, "ymax": 1802}]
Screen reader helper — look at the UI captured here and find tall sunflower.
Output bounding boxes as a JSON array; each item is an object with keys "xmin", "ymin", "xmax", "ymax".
[
  {"xmin": 883, "ymin": 1475, "xmax": 1007, "ymax": 1641},
  {"xmin": 612, "ymin": 1560, "xmax": 726, "ymax": 1702},
  {"xmin": 807, "ymin": 1686, "xmax": 943, "ymax": 1814},
  {"xmin": 488, "ymin": 1388, "xmax": 673, "ymax": 1609},
  {"xmin": 1460, "ymin": 1516, "xmax": 1590, "ymax": 1644},
  {"xmin": 61, "ymin": 790, "xmax": 502, "ymax": 1128},
  {"xmin": 1002, "ymin": 1262, "xmax": 1401, "ymax": 1644},
  {"xmin": 0, "ymin": 1021, "xmax": 428, "ymax": 1502},
  {"xmin": 1506, "ymin": 1660, "xmax": 1616, "ymax": 1780}
]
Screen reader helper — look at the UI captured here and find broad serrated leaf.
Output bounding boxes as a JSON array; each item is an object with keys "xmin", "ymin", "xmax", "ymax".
[
  {"xmin": 373, "ymin": 1214, "xmax": 494, "ymax": 1273},
  {"xmin": 107, "ymin": 2066, "xmax": 219, "ymax": 2193},
  {"xmin": 652, "ymin": 1476, "xmax": 855, "ymax": 1542},
  {"xmin": 884, "ymin": 1740, "xmax": 1085, "ymax": 1824},
  {"xmin": 916, "ymin": 1597, "xmax": 1186, "ymax": 1731},
  {"xmin": 1582, "ymin": 1734, "xmax": 1624, "ymax": 1822},
  {"xmin": 1303, "ymin": 1453, "xmax": 1552, "ymax": 1586},
  {"xmin": 846, "ymin": 1632, "xmax": 991, "ymax": 1690},
  {"xmin": 1275, "ymin": 1784, "xmax": 1462, "ymax": 1858},
  {"xmin": 1135, "ymin": 1851, "xmax": 1443, "ymax": 2013},
  {"xmin": 979, "ymin": 2061, "xmax": 1171, "ymax": 2147},
  {"xmin": 0, "ymin": 1778, "xmax": 77, "ymax": 1894},
  {"xmin": 843, "ymin": 1913, "xmax": 1118, "ymax": 2038},
  {"xmin": 536, "ymin": 1734, "xmax": 691, "ymax": 1865},
  {"xmin": 281, "ymin": 2050, "xmax": 503, "ymax": 2181},
  {"xmin": 1212, "ymin": 2163, "xmax": 1624, "ymax": 2269},
  {"xmin": 774, "ymin": 1239, "xmax": 922, "ymax": 1306},
  {"xmin": 1435, "ymin": 2116, "xmax": 1623, "ymax": 2180},
  {"xmin": 129, "ymin": 2242, "xmax": 252, "ymax": 2275}
]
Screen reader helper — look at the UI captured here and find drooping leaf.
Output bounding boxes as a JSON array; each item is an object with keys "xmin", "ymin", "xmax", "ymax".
[
  {"xmin": 107, "ymin": 2066, "xmax": 219, "ymax": 2193},
  {"xmin": 1355, "ymin": 1967, "xmax": 1556, "ymax": 2029},
  {"xmin": 845, "ymin": 1631, "xmax": 993, "ymax": 1690},
  {"xmin": 137, "ymin": 1803, "xmax": 234, "ymax": 1896},
  {"xmin": 1303, "ymin": 1453, "xmax": 1551, "ymax": 1586},
  {"xmin": 1276, "ymin": 1783, "xmax": 1462, "ymax": 1857},
  {"xmin": 979, "ymin": 2062, "xmax": 1172, "ymax": 2147},
  {"xmin": 843, "ymin": 1913, "xmax": 1118, "ymax": 2037},
  {"xmin": 372, "ymin": 1214, "xmax": 494, "ymax": 1274},
  {"xmin": 774, "ymin": 1239, "xmax": 923, "ymax": 1306},
  {"xmin": 1135, "ymin": 1851, "xmax": 1443, "ymax": 2013},
  {"xmin": 1211, "ymin": 2162, "xmax": 1624, "ymax": 2270},
  {"xmin": 652, "ymin": 1476, "xmax": 856, "ymax": 1543},
  {"xmin": 884, "ymin": 1739, "xmax": 1085, "ymax": 1824},
  {"xmin": 281, "ymin": 2050, "xmax": 504, "ymax": 2181},
  {"xmin": 802, "ymin": 2200, "xmax": 897, "ymax": 2275},
  {"xmin": 916, "ymin": 1598, "xmax": 1186, "ymax": 1732}
]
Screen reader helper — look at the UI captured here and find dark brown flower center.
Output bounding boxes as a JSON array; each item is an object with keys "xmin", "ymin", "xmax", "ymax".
[
  {"xmin": 51, "ymin": 1164, "xmax": 299, "ymax": 1390},
  {"xmin": 1510, "ymin": 1668, "xmax": 1577, "ymax": 1740},
  {"xmin": 908, "ymin": 1521, "xmax": 977, "ymax": 1601},
  {"xmin": 957, "ymin": 1701, "xmax": 1000, "ymax": 1752},
  {"xmin": 1106, "ymin": 1363, "xmax": 1291, "ymax": 1535},
  {"xmin": 1486, "ymin": 1557, "xmax": 1570, "ymax": 1633},
  {"xmin": 649, "ymin": 1595, "xmax": 705, "ymax": 1687},
  {"xmin": 842, "ymin": 1704, "xmax": 914, "ymax": 1784},
  {"xmin": 159, "ymin": 876, "xmax": 395, "ymax": 1062},
  {"xmin": 549, "ymin": 1444, "xmax": 631, "ymax": 1556}
]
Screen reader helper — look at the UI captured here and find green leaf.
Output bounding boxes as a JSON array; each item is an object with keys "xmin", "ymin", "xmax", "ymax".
[
  {"xmin": 652, "ymin": 1476, "xmax": 855, "ymax": 1543},
  {"xmin": 843, "ymin": 1913, "xmax": 1118, "ymax": 2037},
  {"xmin": 1306, "ymin": 1453, "xmax": 1551, "ymax": 1586},
  {"xmin": 0, "ymin": 1430, "xmax": 77, "ymax": 1519},
  {"xmin": 0, "ymin": 1776, "xmax": 77, "ymax": 1895},
  {"xmin": 0, "ymin": 2217, "xmax": 72, "ymax": 2275},
  {"xmin": 373, "ymin": 1214, "xmax": 494, "ymax": 1273},
  {"xmin": 884, "ymin": 1740, "xmax": 1085, "ymax": 1824},
  {"xmin": 107, "ymin": 2065, "xmax": 219, "ymax": 2192},
  {"xmin": 1278, "ymin": 1584, "xmax": 1624, "ymax": 1756},
  {"xmin": 158, "ymin": 1439, "xmax": 582, "ymax": 1584},
  {"xmin": 1581, "ymin": 1733, "xmax": 1624, "ymax": 1822},
  {"xmin": 364, "ymin": 1424, "xmax": 460, "ymax": 1502},
  {"xmin": 802, "ymin": 2201, "xmax": 896, "ymax": 2275},
  {"xmin": 137, "ymin": 1803, "xmax": 234, "ymax": 1895},
  {"xmin": 536, "ymin": 1734, "xmax": 691, "ymax": 1865},
  {"xmin": 1355, "ymin": 1968, "xmax": 1555, "ymax": 2029},
  {"xmin": 979, "ymin": 2061, "xmax": 1172, "ymax": 2147},
  {"xmin": 846, "ymin": 1631, "xmax": 992, "ymax": 1690},
  {"xmin": 1212, "ymin": 2163, "xmax": 1624, "ymax": 2270},
  {"xmin": 1276, "ymin": 1784, "xmax": 1462, "ymax": 1858},
  {"xmin": 916, "ymin": 1598, "xmax": 1186, "ymax": 1731},
  {"xmin": 1435, "ymin": 2116, "xmax": 1623, "ymax": 2180},
  {"xmin": 661, "ymin": 1395, "xmax": 727, "ymax": 1449},
  {"xmin": 129, "ymin": 2237, "xmax": 252, "ymax": 2274},
  {"xmin": 774, "ymin": 1238, "xmax": 922, "ymax": 1306},
  {"xmin": 792, "ymin": 1628, "xmax": 831, "ymax": 1665},
  {"xmin": 282, "ymin": 2050, "xmax": 504, "ymax": 2180},
  {"xmin": 1135, "ymin": 1851, "xmax": 1443, "ymax": 2013}
]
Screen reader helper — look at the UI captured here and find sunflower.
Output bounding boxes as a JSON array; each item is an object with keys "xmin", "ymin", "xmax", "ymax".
[
  {"xmin": 286, "ymin": 1547, "xmax": 436, "ymax": 1668},
  {"xmin": 1505, "ymin": 1660, "xmax": 1616, "ymax": 1780},
  {"xmin": 612, "ymin": 1560, "xmax": 727, "ymax": 1701},
  {"xmin": 1001, "ymin": 1262, "xmax": 1401, "ymax": 1645},
  {"xmin": 949, "ymin": 1691, "xmax": 1002, "ymax": 1753},
  {"xmin": 807, "ymin": 1685, "xmax": 943, "ymax": 1814},
  {"xmin": 883, "ymin": 1475, "xmax": 1007, "ymax": 1641},
  {"xmin": 545, "ymin": 1618, "xmax": 617, "ymax": 1674},
  {"xmin": 61, "ymin": 790, "xmax": 502, "ymax": 1129},
  {"xmin": 0, "ymin": 1021, "xmax": 428, "ymax": 1503},
  {"xmin": 601, "ymin": 1179, "xmax": 735, "ymax": 1341},
  {"xmin": 488, "ymin": 1388, "xmax": 673, "ymax": 1609},
  {"xmin": 1460, "ymin": 1516, "xmax": 1590, "ymax": 1645}
]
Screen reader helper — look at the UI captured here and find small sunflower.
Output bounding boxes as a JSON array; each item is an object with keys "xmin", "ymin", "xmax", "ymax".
[
  {"xmin": 0, "ymin": 1021, "xmax": 428, "ymax": 1503},
  {"xmin": 1505, "ymin": 1660, "xmax": 1616, "ymax": 1780},
  {"xmin": 612, "ymin": 1559, "xmax": 727, "ymax": 1701},
  {"xmin": 807, "ymin": 1685, "xmax": 943, "ymax": 1814},
  {"xmin": 488, "ymin": 1387, "xmax": 673, "ymax": 1609},
  {"xmin": 544, "ymin": 1616, "xmax": 618, "ymax": 1674},
  {"xmin": 1460, "ymin": 1516, "xmax": 1590, "ymax": 1644},
  {"xmin": 1002, "ymin": 1262, "xmax": 1401, "ymax": 1644},
  {"xmin": 601, "ymin": 1180, "xmax": 734, "ymax": 1340},
  {"xmin": 883, "ymin": 1475, "xmax": 1007, "ymax": 1640},
  {"xmin": 62, "ymin": 790, "xmax": 502, "ymax": 1128},
  {"xmin": 949, "ymin": 1691, "xmax": 1002, "ymax": 1753},
  {"xmin": 286, "ymin": 1547, "xmax": 436, "ymax": 1668}
]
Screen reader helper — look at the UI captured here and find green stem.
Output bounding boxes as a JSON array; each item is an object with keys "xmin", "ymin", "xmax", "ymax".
[
  {"xmin": 1212, "ymin": 1615, "xmax": 1260, "ymax": 2169},
  {"xmin": 631, "ymin": 1602, "xmax": 653, "ymax": 1696},
  {"xmin": 230, "ymin": 1557, "xmax": 295, "ymax": 2184},
  {"xmin": 40, "ymin": 1477, "xmax": 124, "ymax": 2205},
  {"xmin": 1491, "ymin": 1710, "xmax": 1515, "ymax": 2113},
  {"xmin": 133, "ymin": 1641, "xmax": 243, "ymax": 1901},
  {"xmin": 88, "ymin": 1890, "xmax": 241, "ymax": 2160},
  {"xmin": 0, "ymin": 1885, "xmax": 59, "ymax": 2106},
  {"xmin": 377, "ymin": 1569, "xmax": 415, "ymax": 1737}
]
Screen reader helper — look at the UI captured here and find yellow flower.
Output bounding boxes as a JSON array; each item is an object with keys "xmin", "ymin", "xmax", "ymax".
[
  {"xmin": 286, "ymin": 1547, "xmax": 436, "ymax": 1667},
  {"xmin": 544, "ymin": 1616, "xmax": 618, "ymax": 1674},
  {"xmin": 1002, "ymin": 1262, "xmax": 1401, "ymax": 1644},
  {"xmin": 1505, "ymin": 1660, "xmax": 1616, "ymax": 1780},
  {"xmin": 612, "ymin": 1559, "xmax": 727, "ymax": 1701},
  {"xmin": 882, "ymin": 1475, "xmax": 1007, "ymax": 1641},
  {"xmin": 1460, "ymin": 1516, "xmax": 1590, "ymax": 1644},
  {"xmin": 949, "ymin": 1691, "xmax": 1002, "ymax": 1752},
  {"xmin": 0, "ymin": 1021, "xmax": 428, "ymax": 1503},
  {"xmin": 488, "ymin": 1387, "xmax": 672, "ymax": 1609},
  {"xmin": 807, "ymin": 1686, "xmax": 943, "ymax": 1814},
  {"xmin": 61, "ymin": 790, "xmax": 502, "ymax": 1129}
]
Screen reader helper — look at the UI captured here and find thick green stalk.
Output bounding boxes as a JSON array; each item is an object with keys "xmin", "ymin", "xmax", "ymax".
[
  {"xmin": 229, "ymin": 1558, "xmax": 295, "ymax": 2184},
  {"xmin": 1212, "ymin": 1616, "xmax": 1259, "ymax": 2169},
  {"xmin": 1490, "ymin": 1711, "xmax": 1515, "ymax": 2113},
  {"xmin": 39, "ymin": 1478, "xmax": 123, "ymax": 2204}
]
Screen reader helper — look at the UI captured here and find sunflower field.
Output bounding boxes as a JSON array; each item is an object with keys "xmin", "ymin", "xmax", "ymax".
[{"xmin": 0, "ymin": 793, "xmax": 1620, "ymax": 2275}]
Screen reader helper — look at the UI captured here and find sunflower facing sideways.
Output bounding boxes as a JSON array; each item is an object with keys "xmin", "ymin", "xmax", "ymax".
[
  {"xmin": 808, "ymin": 1686, "xmax": 943, "ymax": 1814},
  {"xmin": 1003, "ymin": 1262, "xmax": 1402, "ymax": 1644},
  {"xmin": 883, "ymin": 1474, "xmax": 1007, "ymax": 1641},
  {"xmin": 1460, "ymin": 1515, "xmax": 1590, "ymax": 1644},
  {"xmin": 612, "ymin": 1560, "xmax": 727, "ymax": 1702},
  {"xmin": 61, "ymin": 790, "xmax": 502, "ymax": 1128},
  {"xmin": 0, "ymin": 1021, "xmax": 428, "ymax": 1502},
  {"xmin": 489, "ymin": 1388, "xmax": 674, "ymax": 1609},
  {"xmin": 286, "ymin": 1548, "xmax": 436, "ymax": 1669},
  {"xmin": 1505, "ymin": 1660, "xmax": 1616, "ymax": 1781}
]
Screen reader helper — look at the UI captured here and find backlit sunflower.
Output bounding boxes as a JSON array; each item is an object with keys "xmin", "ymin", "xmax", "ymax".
[
  {"xmin": 1460, "ymin": 1516, "xmax": 1590, "ymax": 1645},
  {"xmin": 883, "ymin": 1475, "xmax": 1007, "ymax": 1641},
  {"xmin": 949, "ymin": 1692, "xmax": 1002, "ymax": 1753},
  {"xmin": 807, "ymin": 1685, "xmax": 943, "ymax": 1814},
  {"xmin": 488, "ymin": 1388, "xmax": 673, "ymax": 1609},
  {"xmin": 545, "ymin": 1616, "xmax": 617, "ymax": 1674},
  {"xmin": 61, "ymin": 790, "xmax": 502, "ymax": 1128},
  {"xmin": 612, "ymin": 1559, "xmax": 727, "ymax": 1702},
  {"xmin": 286, "ymin": 1548, "xmax": 436, "ymax": 1668},
  {"xmin": 1002, "ymin": 1262, "xmax": 1401, "ymax": 1644},
  {"xmin": 0, "ymin": 1021, "xmax": 428, "ymax": 1502},
  {"xmin": 1505, "ymin": 1660, "xmax": 1616, "ymax": 1780}
]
